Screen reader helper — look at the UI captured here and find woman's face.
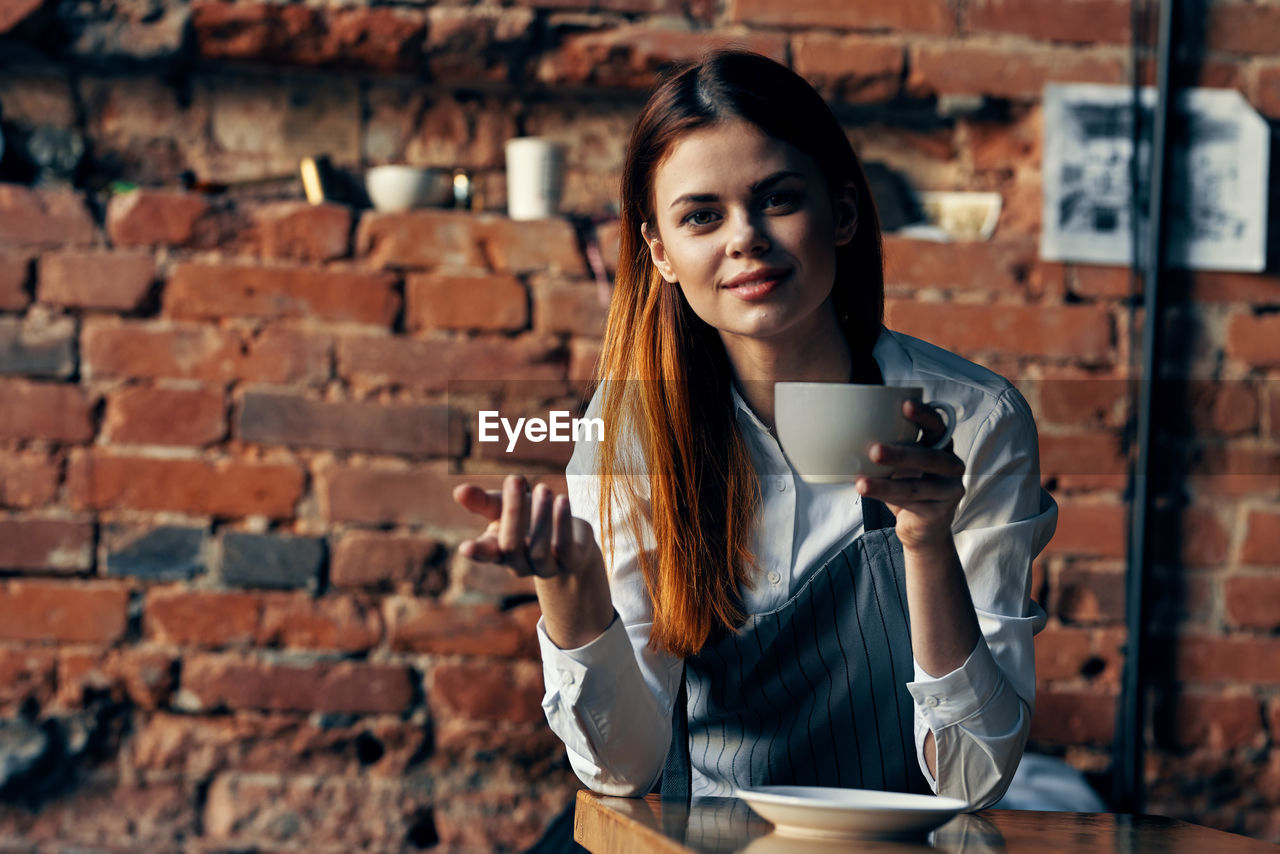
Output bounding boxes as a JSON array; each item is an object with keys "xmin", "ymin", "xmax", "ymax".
[{"xmin": 643, "ymin": 118, "xmax": 856, "ymax": 352}]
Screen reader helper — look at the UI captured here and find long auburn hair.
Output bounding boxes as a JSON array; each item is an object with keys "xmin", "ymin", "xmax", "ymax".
[{"xmin": 594, "ymin": 50, "xmax": 886, "ymax": 657}]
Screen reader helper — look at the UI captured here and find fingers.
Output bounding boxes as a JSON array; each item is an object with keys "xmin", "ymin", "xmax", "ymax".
[
  {"xmin": 497, "ymin": 475, "xmax": 534, "ymax": 575},
  {"xmin": 903, "ymin": 400, "xmax": 948, "ymax": 447},
  {"xmin": 526, "ymin": 483, "xmax": 558, "ymax": 578},
  {"xmin": 869, "ymin": 441, "xmax": 965, "ymax": 479},
  {"xmin": 551, "ymin": 494, "xmax": 573, "ymax": 563},
  {"xmin": 452, "ymin": 483, "xmax": 504, "ymax": 522},
  {"xmin": 856, "ymin": 474, "xmax": 964, "ymax": 506}
]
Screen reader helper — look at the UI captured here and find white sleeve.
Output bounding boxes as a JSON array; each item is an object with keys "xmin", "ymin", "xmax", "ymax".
[
  {"xmin": 537, "ymin": 411, "xmax": 684, "ymax": 796},
  {"xmin": 906, "ymin": 386, "xmax": 1056, "ymax": 808}
]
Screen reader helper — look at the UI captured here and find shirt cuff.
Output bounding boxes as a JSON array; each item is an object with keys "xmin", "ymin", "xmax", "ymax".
[
  {"xmin": 536, "ymin": 612, "xmax": 629, "ymax": 705},
  {"xmin": 906, "ymin": 637, "xmax": 1001, "ymax": 731}
]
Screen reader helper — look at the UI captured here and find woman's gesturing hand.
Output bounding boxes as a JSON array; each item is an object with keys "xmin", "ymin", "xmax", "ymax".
[
  {"xmin": 453, "ymin": 474, "xmax": 614, "ymax": 649},
  {"xmin": 855, "ymin": 400, "xmax": 966, "ymax": 554}
]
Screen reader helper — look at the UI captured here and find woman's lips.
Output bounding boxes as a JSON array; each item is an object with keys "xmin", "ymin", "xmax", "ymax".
[{"xmin": 723, "ymin": 268, "xmax": 790, "ymax": 300}]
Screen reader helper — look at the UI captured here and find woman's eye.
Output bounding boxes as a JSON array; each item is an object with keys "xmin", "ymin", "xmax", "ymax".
[
  {"xmin": 684, "ymin": 210, "xmax": 719, "ymax": 226},
  {"xmin": 763, "ymin": 191, "xmax": 797, "ymax": 210}
]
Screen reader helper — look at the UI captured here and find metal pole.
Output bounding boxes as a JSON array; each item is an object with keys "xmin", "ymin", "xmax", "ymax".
[{"xmin": 1117, "ymin": 0, "xmax": 1176, "ymax": 814}]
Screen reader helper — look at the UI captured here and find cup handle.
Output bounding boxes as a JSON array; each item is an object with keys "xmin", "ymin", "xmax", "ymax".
[{"xmin": 922, "ymin": 400, "xmax": 956, "ymax": 449}]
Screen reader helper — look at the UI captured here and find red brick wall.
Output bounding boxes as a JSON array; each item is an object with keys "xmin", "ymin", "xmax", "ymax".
[{"xmin": 2, "ymin": 0, "xmax": 1279, "ymax": 849}]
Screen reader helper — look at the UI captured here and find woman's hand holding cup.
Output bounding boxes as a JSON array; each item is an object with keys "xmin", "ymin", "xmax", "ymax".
[
  {"xmin": 857, "ymin": 399, "xmax": 966, "ymax": 553},
  {"xmin": 453, "ymin": 475, "xmax": 614, "ymax": 649}
]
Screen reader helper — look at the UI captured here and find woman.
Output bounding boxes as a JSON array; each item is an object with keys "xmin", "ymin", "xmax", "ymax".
[{"xmin": 454, "ymin": 50, "xmax": 1055, "ymax": 809}]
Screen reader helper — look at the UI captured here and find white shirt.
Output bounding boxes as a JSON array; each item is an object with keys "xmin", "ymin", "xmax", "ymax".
[{"xmin": 537, "ymin": 328, "xmax": 1056, "ymax": 807}]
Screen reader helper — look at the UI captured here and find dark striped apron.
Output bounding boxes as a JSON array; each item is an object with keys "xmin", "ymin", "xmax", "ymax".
[{"xmin": 662, "ymin": 497, "xmax": 931, "ymax": 800}]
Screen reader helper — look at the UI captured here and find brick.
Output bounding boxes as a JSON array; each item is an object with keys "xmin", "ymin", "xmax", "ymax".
[
  {"xmin": 1038, "ymin": 433, "xmax": 1128, "ymax": 489},
  {"xmin": 166, "ymin": 262, "xmax": 399, "ymax": 326},
  {"xmin": 258, "ymin": 593, "xmax": 383, "ymax": 651},
  {"xmin": 1187, "ymin": 269, "xmax": 1280, "ymax": 304},
  {"xmin": 1206, "ymin": 1, "xmax": 1280, "ymax": 55},
  {"xmin": 246, "ymin": 200, "xmax": 351, "ymax": 262},
  {"xmin": 0, "ymin": 517, "xmax": 94, "ymax": 572},
  {"xmin": 106, "ymin": 189, "xmax": 210, "ymax": 247},
  {"xmin": 731, "ymin": 0, "xmax": 956, "ymax": 33},
  {"xmin": 530, "ymin": 278, "xmax": 608, "ymax": 335},
  {"xmin": 0, "ymin": 315, "xmax": 76, "ymax": 378},
  {"xmin": 428, "ymin": 659, "xmax": 544, "ymax": 723},
  {"xmin": 1055, "ymin": 565, "xmax": 1125, "ymax": 624},
  {"xmin": 1045, "ymin": 501, "xmax": 1126, "ymax": 559},
  {"xmin": 569, "ymin": 337, "xmax": 602, "ymax": 385},
  {"xmin": 536, "ymin": 24, "xmax": 787, "ymax": 89},
  {"xmin": 0, "ymin": 581, "xmax": 128, "ymax": 643},
  {"xmin": 1034, "ymin": 374, "xmax": 1127, "ymax": 429},
  {"xmin": 1158, "ymin": 693, "xmax": 1263, "ymax": 751},
  {"xmin": 1071, "ymin": 265, "xmax": 1133, "ymax": 299},
  {"xmin": 1035, "ymin": 626, "xmax": 1093, "ymax": 681},
  {"xmin": 385, "ymin": 598, "xmax": 537, "ymax": 658},
  {"xmin": 792, "ymin": 34, "xmax": 904, "ymax": 102},
  {"xmin": 0, "ymin": 379, "xmax": 93, "ymax": 442},
  {"xmin": 0, "ymin": 778, "xmax": 198, "ymax": 846},
  {"xmin": 0, "ymin": 249, "xmax": 31, "ymax": 309},
  {"xmin": 0, "ymin": 647, "xmax": 56, "ymax": 712},
  {"xmin": 1241, "ymin": 510, "xmax": 1280, "ymax": 565},
  {"xmin": 407, "ymin": 271, "xmax": 527, "ymax": 332},
  {"xmin": 193, "ymin": 3, "xmax": 428, "ymax": 73},
  {"xmin": 883, "ymin": 236, "xmax": 1050, "ymax": 293},
  {"xmin": 884, "ymin": 301, "xmax": 1113, "ymax": 362},
  {"xmin": 1226, "ymin": 312, "xmax": 1280, "ymax": 367},
  {"xmin": 220, "ymin": 531, "xmax": 325, "ymax": 590},
  {"xmin": 1225, "ymin": 576, "xmax": 1280, "ymax": 631},
  {"xmin": 425, "ymin": 6, "xmax": 538, "ymax": 84},
  {"xmin": 181, "ymin": 654, "xmax": 414, "ymax": 713},
  {"xmin": 330, "ymin": 531, "xmax": 445, "ymax": 592},
  {"xmin": 0, "ymin": 451, "xmax": 60, "ymax": 508},
  {"xmin": 1251, "ymin": 61, "xmax": 1280, "ymax": 120},
  {"xmin": 320, "ymin": 464, "xmax": 504, "ymax": 530},
  {"xmin": 237, "ymin": 391, "xmax": 454, "ymax": 457},
  {"xmin": 104, "ymin": 385, "xmax": 227, "ymax": 446},
  {"xmin": 356, "ymin": 209, "xmax": 490, "ymax": 270},
  {"xmin": 83, "ymin": 320, "xmax": 332, "ymax": 385},
  {"xmin": 908, "ymin": 43, "xmax": 1125, "ymax": 99},
  {"xmin": 1030, "ymin": 690, "xmax": 1116, "ymax": 744},
  {"xmin": 1150, "ymin": 506, "xmax": 1229, "ymax": 568},
  {"xmin": 337, "ymin": 332, "xmax": 566, "ymax": 391},
  {"xmin": 145, "ymin": 588, "xmax": 260, "ymax": 647},
  {"xmin": 1188, "ymin": 447, "xmax": 1280, "ymax": 498},
  {"xmin": 37, "ymin": 249, "xmax": 154, "ymax": 311},
  {"xmin": 68, "ymin": 452, "xmax": 304, "ymax": 518},
  {"xmin": 132, "ymin": 711, "xmax": 430, "ymax": 778},
  {"xmin": 1176, "ymin": 635, "xmax": 1280, "ymax": 685},
  {"xmin": 481, "ymin": 217, "xmax": 589, "ymax": 277},
  {"xmin": 55, "ymin": 647, "xmax": 175, "ymax": 710},
  {"xmin": 203, "ymin": 772, "xmax": 433, "ymax": 846},
  {"xmin": 968, "ymin": 0, "xmax": 1132, "ymax": 44},
  {"xmin": 0, "ymin": 184, "xmax": 96, "ymax": 248},
  {"xmin": 1174, "ymin": 380, "xmax": 1260, "ymax": 440},
  {"xmin": 103, "ymin": 524, "xmax": 207, "ymax": 580}
]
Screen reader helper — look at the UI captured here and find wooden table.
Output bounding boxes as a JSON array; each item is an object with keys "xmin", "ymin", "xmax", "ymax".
[{"xmin": 575, "ymin": 790, "xmax": 1279, "ymax": 853}]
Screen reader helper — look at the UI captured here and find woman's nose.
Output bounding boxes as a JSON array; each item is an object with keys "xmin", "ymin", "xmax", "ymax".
[{"xmin": 725, "ymin": 212, "xmax": 770, "ymax": 257}]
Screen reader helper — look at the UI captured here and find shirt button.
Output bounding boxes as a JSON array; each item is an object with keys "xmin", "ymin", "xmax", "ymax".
[
  {"xmin": 925, "ymin": 695, "xmax": 940, "ymax": 708},
  {"xmin": 776, "ymin": 478, "xmax": 787, "ymax": 492},
  {"xmin": 767, "ymin": 571, "xmax": 781, "ymax": 585},
  {"xmin": 558, "ymin": 669, "xmax": 575, "ymax": 687}
]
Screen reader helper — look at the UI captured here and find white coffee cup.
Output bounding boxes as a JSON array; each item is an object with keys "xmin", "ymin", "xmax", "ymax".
[
  {"xmin": 504, "ymin": 137, "xmax": 564, "ymax": 220},
  {"xmin": 774, "ymin": 383, "xmax": 957, "ymax": 482}
]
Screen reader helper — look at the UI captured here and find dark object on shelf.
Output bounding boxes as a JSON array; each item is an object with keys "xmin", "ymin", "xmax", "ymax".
[{"xmin": 27, "ymin": 126, "xmax": 85, "ymax": 187}]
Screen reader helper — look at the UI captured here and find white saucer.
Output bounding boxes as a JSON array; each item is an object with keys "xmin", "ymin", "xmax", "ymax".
[{"xmin": 736, "ymin": 786, "xmax": 968, "ymax": 839}]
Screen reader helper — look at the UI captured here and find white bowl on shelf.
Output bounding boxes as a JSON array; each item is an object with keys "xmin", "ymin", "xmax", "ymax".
[{"xmin": 365, "ymin": 165, "xmax": 453, "ymax": 213}]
